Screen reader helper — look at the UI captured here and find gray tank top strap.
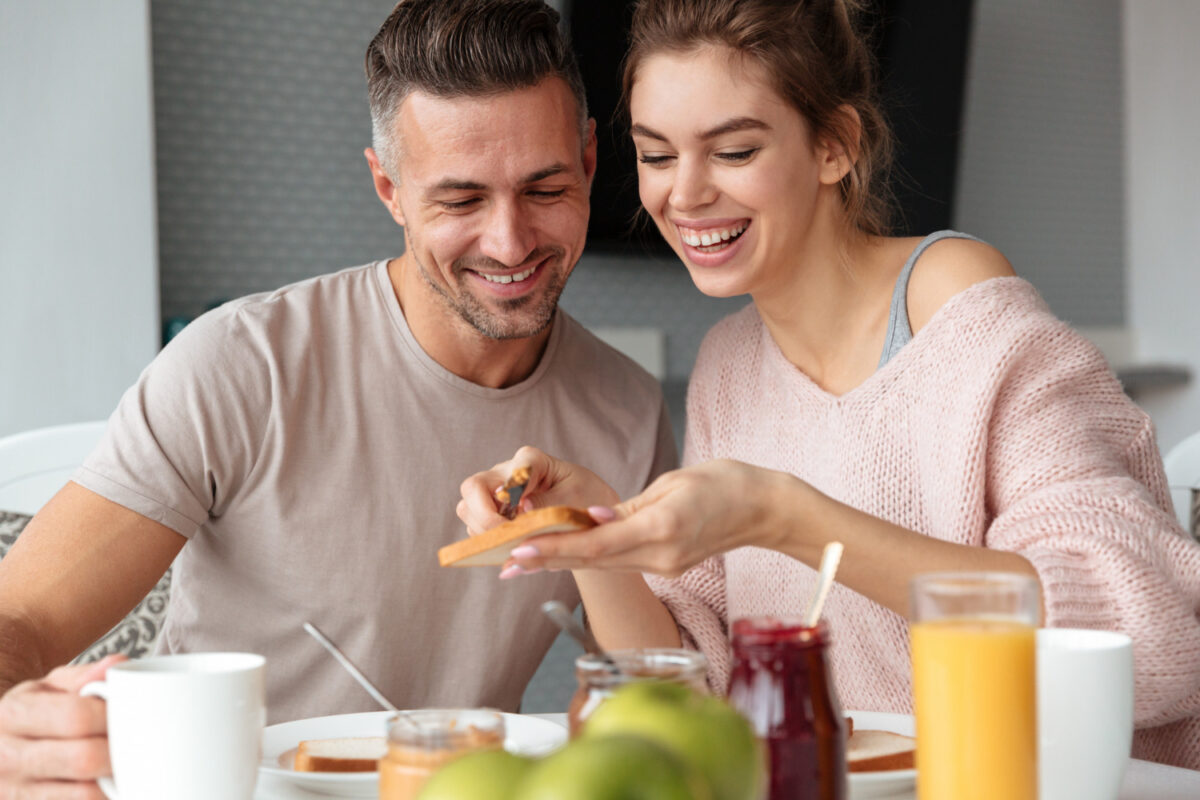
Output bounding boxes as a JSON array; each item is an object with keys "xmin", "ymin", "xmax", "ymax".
[{"xmin": 877, "ymin": 230, "xmax": 984, "ymax": 369}]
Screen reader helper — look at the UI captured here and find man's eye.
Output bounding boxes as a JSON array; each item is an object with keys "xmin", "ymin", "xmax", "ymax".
[
  {"xmin": 717, "ymin": 148, "xmax": 759, "ymax": 163},
  {"xmin": 528, "ymin": 189, "xmax": 566, "ymax": 199},
  {"xmin": 441, "ymin": 198, "xmax": 479, "ymax": 210}
]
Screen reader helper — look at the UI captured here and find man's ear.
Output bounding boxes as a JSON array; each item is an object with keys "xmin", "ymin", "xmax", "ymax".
[
  {"xmin": 817, "ymin": 104, "xmax": 862, "ymax": 186},
  {"xmin": 582, "ymin": 118, "xmax": 598, "ymax": 193},
  {"xmin": 365, "ymin": 147, "xmax": 407, "ymax": 227}
]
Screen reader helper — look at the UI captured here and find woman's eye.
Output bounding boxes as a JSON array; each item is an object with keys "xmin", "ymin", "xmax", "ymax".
[
  {"xmin": 637, "ymin": 154, "xmax": 674, "ymax": 167},
  {"xmin": 717, "ymin": 148, "xmax": 759, "ymax": 163}
]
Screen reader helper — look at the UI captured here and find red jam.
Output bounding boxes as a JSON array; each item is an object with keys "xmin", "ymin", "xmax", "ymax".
[{"xmin": 727, "ymin": 617, "xmax": 847, "ymax": 800}]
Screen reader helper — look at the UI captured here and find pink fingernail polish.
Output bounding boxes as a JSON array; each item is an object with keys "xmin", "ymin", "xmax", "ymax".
[
  {"xmin": 510, "ymin": 545, "xmax": 540, "ymax": 559},
  {"xmin": 588, "ymin": 505, "xmax": 616, "ymax": 523},
  {"xmin": 522, "ymin": 567, "xmax": 544, "ymax": 576},
  {"xmin": 498, "ymin": 565, "xmax": 524, "ymax": 580}
]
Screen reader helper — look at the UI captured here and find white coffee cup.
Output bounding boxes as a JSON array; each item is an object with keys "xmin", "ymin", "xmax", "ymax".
[
  {"xmin": 1037, "ymin": 628, "xmax": 1134, "ymax": 800},
  {"xmin": 80, "ymin": 652, "xmax": 266, "ymax": 800}
]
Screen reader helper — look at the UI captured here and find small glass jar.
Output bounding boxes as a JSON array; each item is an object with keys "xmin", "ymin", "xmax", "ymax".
[
  {"xmin": 567, "ymin": 648, "xmax": 708, "ymax": 738},
  {"xmin": 727, "ymin": 617, "xmax": 847, "ymax": 800},
  {"xmin": 377, "ymin": 709, "xmax": 505, "ymax": 800}
]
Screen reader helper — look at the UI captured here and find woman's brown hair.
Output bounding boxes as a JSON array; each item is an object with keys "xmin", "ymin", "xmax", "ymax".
[{"xmin": 622, "ymin": 0, "xmax": 895, "ymax": 237}]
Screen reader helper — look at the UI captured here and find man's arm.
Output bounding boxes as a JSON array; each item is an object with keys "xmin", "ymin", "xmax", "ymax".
[{"xmin": 0, "ymin": 481, "xmax": 185, "ymax": 692}]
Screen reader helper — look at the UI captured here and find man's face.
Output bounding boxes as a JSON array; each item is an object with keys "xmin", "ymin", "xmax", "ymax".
[{"xmin": 373, "ymin": 78, "xmax": 596, "ymax": 340}]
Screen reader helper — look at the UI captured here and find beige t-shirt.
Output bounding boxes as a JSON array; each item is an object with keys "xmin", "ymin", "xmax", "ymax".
[{"xmin": 75, "ymin": 261, "xmax": 676, "ymax": 723}]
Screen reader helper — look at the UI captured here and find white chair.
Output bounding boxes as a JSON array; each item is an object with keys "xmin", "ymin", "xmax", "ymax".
[
  {"xmin": 1163, "ymin": 430, "xmax": 1200, "ymax": 540},
  {"xmin": 0, "ymin": 420, "xmax": 108, "ymax": 515}
]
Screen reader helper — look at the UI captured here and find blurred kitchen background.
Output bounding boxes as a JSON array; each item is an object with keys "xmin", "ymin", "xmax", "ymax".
[{"xmin": 2, "ymin": 0, "xmax": 1198, "ymax": 709}]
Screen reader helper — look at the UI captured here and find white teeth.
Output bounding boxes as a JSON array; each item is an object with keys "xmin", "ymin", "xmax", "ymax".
[
  {"xmin": 481, "ymin": 265, "xmax": 536, "ymax": 284},
  {"xmin": 679, "ymin": 223, "xmax": 747, "ymax": 248}
]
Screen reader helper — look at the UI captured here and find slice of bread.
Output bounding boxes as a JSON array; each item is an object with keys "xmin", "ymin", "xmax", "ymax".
[
  {"xmin": 438, "ymin": 506, "xmax": 596, "ymax": 567},
  {"xmin": 847, "ymin": 729, "xmax": 916, "ymax": 772},
  {"xmin": 293, "ymin": 736, "xmax": 387, "ymax": 772}
]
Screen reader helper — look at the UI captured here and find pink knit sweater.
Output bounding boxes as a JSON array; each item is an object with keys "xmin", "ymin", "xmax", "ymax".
[{"xmin": 648, "ymin": 277, "xmax": 1200, "ymax": 770}]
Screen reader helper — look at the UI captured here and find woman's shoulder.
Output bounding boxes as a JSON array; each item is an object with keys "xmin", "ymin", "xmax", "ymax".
[{"xmin": 903, "ymin": 234, "xmax": 1016, "ymax": 335}]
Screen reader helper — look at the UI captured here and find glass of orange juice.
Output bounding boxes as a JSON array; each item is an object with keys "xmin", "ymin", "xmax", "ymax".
[{"xmin": 910, "ymin": 572, "xmax": 1039, "ymax": 800}]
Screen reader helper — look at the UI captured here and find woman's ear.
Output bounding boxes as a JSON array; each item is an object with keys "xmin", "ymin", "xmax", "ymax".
[{"xmin": 817, "ymin": 104, "xmax": 862, "ymax": 185}]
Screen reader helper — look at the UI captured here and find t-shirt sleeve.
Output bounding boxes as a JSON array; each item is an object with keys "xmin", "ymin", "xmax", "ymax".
[
  {"xmin": 981, "ymin": 323, "xmax": 1200, "ymax": 736},
  {"xmin": 73, "ymin": 307, "xmax": 270, "ymax": 537}
]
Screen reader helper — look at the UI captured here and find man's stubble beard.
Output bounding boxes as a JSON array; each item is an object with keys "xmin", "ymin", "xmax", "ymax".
[{"xmin": 410, "ymin": 245, "xmax": 570, "ymax": 341}]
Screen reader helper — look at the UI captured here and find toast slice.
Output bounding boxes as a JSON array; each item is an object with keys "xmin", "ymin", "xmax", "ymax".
[
  {"xmin": 846, "ymin": 729, "xmax": 916, "ymax": 772},
  {"xmin": 293, "ymin": 736, "xmax": 386, "ymax": 772},
  {"xmin": 438, "ymin": 506, "xmax": 596, "ymax": 567}
]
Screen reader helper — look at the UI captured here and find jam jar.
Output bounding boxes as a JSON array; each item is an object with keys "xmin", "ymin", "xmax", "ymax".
[
  {"xmin": 377, "ymin": 709, "xmax": 505, "ymax": 800},
  {"xmin": 567, "ymin": 648, "xmax": 708, "ymax": 738},
  {"xmin": 727, "ymin": 617, "xmax": 847, "ymax": 800}
]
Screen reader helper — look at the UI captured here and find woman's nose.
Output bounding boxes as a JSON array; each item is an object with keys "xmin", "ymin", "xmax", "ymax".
[{"xmin": 668, "ymin": 160, "xmax": 718, "ymax": 211}]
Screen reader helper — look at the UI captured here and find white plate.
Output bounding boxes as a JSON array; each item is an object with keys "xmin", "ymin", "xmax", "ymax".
[
  {"xmin": 848, "ymin": 711, "xmax": 916, "ymax": 799},
  {"xmin": 259, "ymin": 711, "xmax": 567, "ymax": 798}
]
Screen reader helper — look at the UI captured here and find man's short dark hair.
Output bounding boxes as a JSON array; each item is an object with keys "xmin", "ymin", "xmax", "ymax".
[{"xmin": 365, "ymin": 0, "xmax": 588, "ymax": 174}]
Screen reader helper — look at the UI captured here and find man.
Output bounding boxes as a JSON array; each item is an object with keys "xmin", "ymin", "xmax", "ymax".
[{"xmin": 0, "ymin": 0, "xmax": 674, "ymax": 793}]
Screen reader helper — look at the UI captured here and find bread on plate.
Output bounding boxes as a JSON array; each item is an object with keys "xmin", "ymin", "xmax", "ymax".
[
  {"xmin": 846, "ymin": 729, "xmax": 915, "ymax": 772},
  {"xmin": 293, "ymin": 736, "xmax": 386, "ymax": 772}
]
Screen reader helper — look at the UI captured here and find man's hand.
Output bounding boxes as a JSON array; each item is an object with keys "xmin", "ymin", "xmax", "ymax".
[
  {"xmin": 0, "ymin": 655, "xmax": 123, "ymax": 799},
  {"xmin": 457, "ymin": 445, "xmax": 621, "ymax": 535}
]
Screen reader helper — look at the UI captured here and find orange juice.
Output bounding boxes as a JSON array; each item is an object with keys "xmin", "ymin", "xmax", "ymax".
[{"xmin": 911, "ymin": 618, "xmax": 1037, "ymax": 800}]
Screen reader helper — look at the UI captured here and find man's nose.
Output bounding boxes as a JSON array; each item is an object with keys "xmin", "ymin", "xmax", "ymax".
[
  {"xmin": 478, "ymin": 200, "xmax": 538, "ymax": 267},
  {"xmin": 669, "ymin": 159, "xmax": 718, "ymax": 212}
]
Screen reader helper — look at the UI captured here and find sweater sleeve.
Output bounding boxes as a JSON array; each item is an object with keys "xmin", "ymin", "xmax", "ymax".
[{"xmin": 981, "ymin": 324, "xmax": 1200, "ymax": 747}]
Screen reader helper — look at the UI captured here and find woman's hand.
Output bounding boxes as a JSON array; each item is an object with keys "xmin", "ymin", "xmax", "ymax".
[
  {"xmin": 504, "ymin": 459, "xmax": 808, "ymax": 578},
  {"xmin": 457, "ymin": 445, "xmax": 621, "ymax": 535}
]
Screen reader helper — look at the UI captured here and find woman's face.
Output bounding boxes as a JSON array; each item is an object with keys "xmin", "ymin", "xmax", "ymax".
[{"xmin": 630, "ymin": 46, "xmax": 841, "ymax": 298}]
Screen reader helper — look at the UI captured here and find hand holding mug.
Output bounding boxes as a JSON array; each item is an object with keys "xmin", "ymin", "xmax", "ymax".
[
  {"xmin": 80, "ymin": 652, "xmax": 265, "ymax": 800},
  {"xmin": 0, "ymin": 655, "xmax": 122, "ymax": 798}
]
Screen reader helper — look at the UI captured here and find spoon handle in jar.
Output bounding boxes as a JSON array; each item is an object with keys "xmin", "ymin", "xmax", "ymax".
[{"xmin": 804, "ymin": 542, "xmax": 844, "ymax": 628}]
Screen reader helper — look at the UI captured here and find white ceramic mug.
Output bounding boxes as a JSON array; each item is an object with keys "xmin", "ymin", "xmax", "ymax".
[
  {"xmin": 80, "ymin": 652, "xmax": 266, "ymax": 800},
  {"xmin": 1037, "ymin": 628, "xmax": 1134, "ymax": 800}
]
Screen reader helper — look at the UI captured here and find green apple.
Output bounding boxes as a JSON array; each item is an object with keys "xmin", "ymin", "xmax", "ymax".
[
  {"xmin": 581, "ymin": 681, "xmax": 764, "ymax": 800},
  {"xmin": 515, "ymin": 734, "xmax": 711, "ymax": 800},
  {"xmin": 416, "ymin": 748, "xmax": 534, "ymax": 800}
]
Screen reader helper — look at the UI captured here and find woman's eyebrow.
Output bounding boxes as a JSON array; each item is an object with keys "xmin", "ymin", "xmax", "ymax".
[{"xmin": 631, "ymin": 117, "xmax": 770, "ymax": 143}]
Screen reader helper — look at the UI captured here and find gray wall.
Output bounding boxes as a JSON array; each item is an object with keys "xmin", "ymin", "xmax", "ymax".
[
  {"xmin": 0, "ymin": 0, "xmax": 159, "ymax": 438},
  {"xmin": 954, "ymin": 0, "xmax": 1125, "ymax": 327}
]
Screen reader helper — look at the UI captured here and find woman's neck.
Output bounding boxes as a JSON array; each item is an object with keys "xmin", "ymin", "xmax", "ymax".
[{"xmin": 752, "ymin": 228, "xmax": 905, "ymax": 394}]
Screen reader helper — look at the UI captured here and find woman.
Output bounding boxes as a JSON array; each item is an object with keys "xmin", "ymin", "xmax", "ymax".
[{"xmin": 458, "ymin": 0, "xmax": 1200, "ymax": 768}]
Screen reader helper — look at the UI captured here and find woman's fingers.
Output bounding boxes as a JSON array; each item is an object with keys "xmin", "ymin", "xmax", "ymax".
[{"xmin": 505, "ymin": 508, "xmax": 695, "ymax": 575}]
